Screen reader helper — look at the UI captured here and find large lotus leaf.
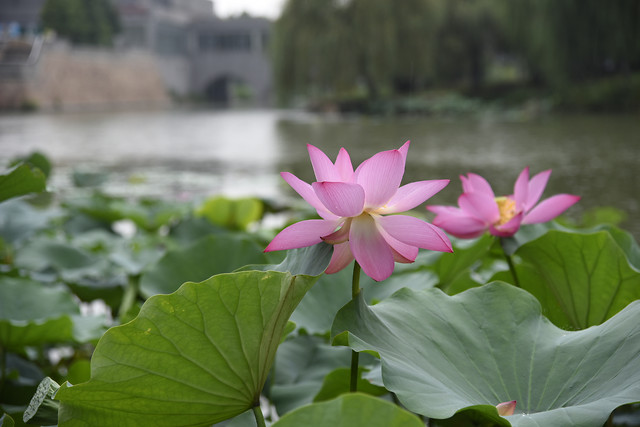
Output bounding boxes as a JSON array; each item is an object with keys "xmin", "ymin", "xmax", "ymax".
[
  {"xmin": 245, "ymin": 242, "xmax": 333, "ymax": 277},
  {"xmin": 0, "ymin": 200, "xmax": 57, "ymax": 244},
  {"xmin": 514, "ymin": 230, "xmax": 640, "ymax": 329},
  {"xmin": 429, "ymin": 234, "xmax": 494, "ymax": 293},
  {"xmin": 139, "ymin": 234, "xmax": 269, "ymax": 297},
  {"xmin": 56, "ymin": 263, "xmax": 327, "ymax": 426},
  {"xmin": 0, "ymin": 163, "xmax": 46, "ymax": 204},
  {"xmin": 0, "ymin": 277, "xmax": 79, "ymax": 350},
  {"xmin": 332, "ymin": 282, "xmax": 640, "ymax": 427},
  {"xmin": 272, "ymin": 393, "xmax": 423, "ymax": 427},
  {"xmin": 269, "ymin": 335, "xmax": 352, "ymax": 414},
  {"xmin": 14, "ymin": 240, "xmax": 97, "ymax": 273},
  {"xmin": 290, "ymin": 261, "xmax": 437, "ymax": 335}
]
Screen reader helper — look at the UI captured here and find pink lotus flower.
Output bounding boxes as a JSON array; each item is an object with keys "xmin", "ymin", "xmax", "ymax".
[
  {"xmin": 496, "ymin": 400, "xmax": 516, "ymax": 416},
  {"xmin": 265, "ymin": 141, "xmax": 452, "ymax": 281},
  {"xmin": 427, "ymin": 168, "xmax": 580, "ymax": 238}
]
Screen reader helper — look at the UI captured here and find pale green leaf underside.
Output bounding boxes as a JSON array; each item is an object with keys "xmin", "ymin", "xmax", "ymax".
[
  {"xmin": 56, "ymin": 270, "xmax": 319, "ymax": 427},
  {"xmin": 0, "ymin": 277, "xmax": 79, "ymax": 350},
  {"xmin": 332, "ymin": 282, "xmax": 640, "ymax": 427},
  {"xmin": 273, "ymin": 393, "xmax": 423, "ymax": 427}
]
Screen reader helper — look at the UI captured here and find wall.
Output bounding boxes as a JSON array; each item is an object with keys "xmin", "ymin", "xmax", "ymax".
[{"xmin": 0, "ymin": 41, "xmax": 171, "ymax": 111}]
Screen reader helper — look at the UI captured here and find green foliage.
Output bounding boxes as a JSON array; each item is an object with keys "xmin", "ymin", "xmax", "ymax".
[
  {"xmin": 139, "ymin": 234, "xmax": 269, "ymax": 297},
  {"xmin": 56, "ymin": 255, "xmax": 329, "ymax": 426},
  {"xmin": 0, "ymin": 163, "xmax": 46, "ymax": 204},
  {"xmin": 0, "ymin": 413, "xmax": 14, "ymax": 427},
  {"xmin": 272, "ymin": 0, "xmax": 640, "ymax": 110},
  {"xmin": 196, "ymin": 196, "xmax": 264, "ymax": 231},
  {"xmin": 40, "ymin": 0, "xmax": 120, "ymax": 46},
  {"xmin": 332, "ymin": 282, "xmax": 640, "ymax": 426},
  {"xmin": 508, "ymin": 230, "xmax": 640, "ymax": 330},
  {"xmin": 273, "ymin": 393, "xmax": 424, "ymax": 427},
  {"xmin": 4, "ymin": 150, "xmax": 640, "ymax": 425}
]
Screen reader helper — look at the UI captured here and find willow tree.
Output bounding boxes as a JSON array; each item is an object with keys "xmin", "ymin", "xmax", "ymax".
[
  {"xmin": 272, "ymin": 0, "xmax": 438, "ymax": 103},
  {"xmin": 271, "ymin": 0, "xmax": 355, "ymax": 103},
  {"xmin": 41, "ymin": 0, "xmax": 120, "ymax": 46},
  {"xmin": 503, "ymin": 0, "xmax": 640, "ymax": 88}
]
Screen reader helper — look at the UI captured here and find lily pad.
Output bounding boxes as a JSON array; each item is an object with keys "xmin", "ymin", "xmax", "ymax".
[
  {"xmin": 514, "ymin": 230, "xmax": 640, "ymax": 329},
  {"xmin": 270, "ymin": 335, "xmax": 352, "ymax": 415},
  {"xmin": 139, "ymin": 234, "xmax": 269, "ymax": 297},
  {"xmin": 272, "ymin": 393, "xmax": 423, "ymax": 427},
  {"xmin": 290, "ymin": 261, "xmax": 437, "ymax": 335},
  {"xmin": 0, "ymin": 277, "xmax": 78, "ymax": 350},
  {"xmin": 0, "ymin": 163, "xmax": 46, "ymax": 204},
  {"xmin": 56, "ymin": 246, "xmax": 331, "ymax": 426},
  {"xmin": 332, "ymin": 282, "xmax": 640, "ymax": 427}
]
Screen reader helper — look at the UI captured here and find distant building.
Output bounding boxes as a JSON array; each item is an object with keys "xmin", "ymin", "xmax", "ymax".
[
  {"xmin": 0, "ymin": 0, "xmax": 273, "ymax": 105},
  {"xmin": 112, "ymin": 0, "xmax": 273, "ymax": 105},
  {"xmin": 0, "ymin": 0, "xmax": 46, "ymax": 37}
]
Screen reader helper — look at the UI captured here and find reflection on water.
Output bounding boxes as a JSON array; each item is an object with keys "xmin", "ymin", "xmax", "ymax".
[{"xmin": 0, "ymin": 109, "xmax": 638, "ymax": 237}]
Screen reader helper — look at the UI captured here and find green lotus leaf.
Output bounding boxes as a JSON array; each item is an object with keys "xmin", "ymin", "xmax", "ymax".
[
  {"xmin": 14, "ymin": 240, "xmax": 97, "ymax": 272},
  {"xmin": 0, "ymin": 162, "xmax": 46, "ymax": 204},
  {"xmin": 290, "ymin": 261, "xmax": 436, "ymax": 335},
  {"xmin": 139, "ymin": 234, "xmax": 269, "ymax": 297},
  {"xmin": 313, "ymin": 367, "xmax": 387, "ymax": 403},
  {"xmin": 197, "ymin": 196, "xmax": 264, "ymax": 231},
  {"xmin": 332, "ymin": 282, "xmax": 640, "ymax": 427},
  {"xmin": 270, "ymin": 335, "xmax": 352, "ymax": 415},
  {"xmin": 0, "ymin": 277, "xmax": 79, "ymax": 350},
  {"xmin": 430, "ymin": 234, "xmax": 494, "ymax": 293},
  {"xmin": 0, "ymin": 200, "xmax": 57, "ymax": 244},
  {"xmin": 272, "ymin": 393, "xmax": 423, "ymax": 427},
  {"xmin": 0, "ymin": 413, "xmax": 15, "ymax": 427},
  {"xmin": 514, "ymin": 230, "xmax": 640, "ymax": 329},
  {"xmin": 56, "ymin": 267, "xmax": 324, "ymax": 426}
]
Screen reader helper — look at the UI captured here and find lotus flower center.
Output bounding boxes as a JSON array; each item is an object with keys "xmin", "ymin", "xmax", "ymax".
[{"xmin": 495, "ymin": 197, "xmax": 517, "ymax": 225}]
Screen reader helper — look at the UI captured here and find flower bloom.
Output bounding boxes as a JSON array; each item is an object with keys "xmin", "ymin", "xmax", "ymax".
[
  {"xmin": 496, "ymin": 400, "xmax": 516, "ymax": 416},
  {"xmin": 427, "ymin": 168, "xmax": 580, "ymax": 238},
  {"xmin": 265, "ymin": 141, "xmax": 452, "ymax": 281}
]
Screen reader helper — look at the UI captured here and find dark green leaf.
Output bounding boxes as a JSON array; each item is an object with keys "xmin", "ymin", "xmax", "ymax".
[
  {"xmin": 313, "ymin": 367, "xmax": 387, "ymax": 402},
  {"xmin": 273, "ymin": 393, "xmax": 423, "ymax": 427},
  {"xmin": 0, "ymin": 163, "xmax": 46, "ymax": 204},
  {"xmin": 139, "ymin": 234, "xmax": 269, "ymax": 297},
  {"xmin": 56, "ymin": 269, "xmax": 321, "ymax": 426},
  {"xmin": 515, "ymin": 230, "xmax": 640, "ymax": 329}
]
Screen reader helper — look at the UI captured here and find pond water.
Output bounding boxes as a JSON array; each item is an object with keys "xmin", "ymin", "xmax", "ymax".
[{"xmin": 0, "ymin": 108, "xmax": 638, "ymax": 238}]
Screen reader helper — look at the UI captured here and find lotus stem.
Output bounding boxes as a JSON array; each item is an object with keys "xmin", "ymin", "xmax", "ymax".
[
  {"xmin": 500, "ymin": 237, "xmax": 520, "ymax": 288},
  {"xmin": 350, "ymin": 262, "xmax": 362, "ymax": 392},
  {"xmin": 252, "ymin": 404, "xmax": 267, "ymax": 427}
]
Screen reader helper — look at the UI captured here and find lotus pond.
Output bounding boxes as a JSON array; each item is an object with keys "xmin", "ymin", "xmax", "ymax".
[{"xmin": 0, "ymin": 118, "xmax": 639, "ymax": 427}]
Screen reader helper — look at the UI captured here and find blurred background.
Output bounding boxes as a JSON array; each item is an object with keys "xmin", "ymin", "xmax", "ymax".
[{"xmin": 0, "ymin": 0, "xmax": 639, "ymax": 236}]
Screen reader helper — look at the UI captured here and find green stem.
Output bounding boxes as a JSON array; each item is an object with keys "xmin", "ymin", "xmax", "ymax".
[
  {"xmin": 350, "ymin": 262, "xmax": 362, "ymax": 392},
  {"xmin": 500, "ymin": 238, "xmax": 520, "ymax": 288},
  {"xmin": 118, "ymin": 275, "xmax": 140, "ymax": 319},
  {"xmin": 252, "ymin": 404, "xmax": 267, "ymax": 427}
]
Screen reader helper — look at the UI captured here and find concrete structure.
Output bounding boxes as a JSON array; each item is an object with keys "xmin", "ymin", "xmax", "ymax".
[
  {"xmin": 0, "ymin": 0, "xmax": 46, "ymax": 37},
  {"xmin": 112, "ymin": 0, "xmax": 273, "ymax": 105},
  {"xmin": 0, "ymin": 0, "xmax": 273, "ymax": 108}
]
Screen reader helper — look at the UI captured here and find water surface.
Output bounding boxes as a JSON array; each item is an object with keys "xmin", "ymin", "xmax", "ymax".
[{"xmin": 1, "ymin": 109, "xmax": 638, "ymax": 237}]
